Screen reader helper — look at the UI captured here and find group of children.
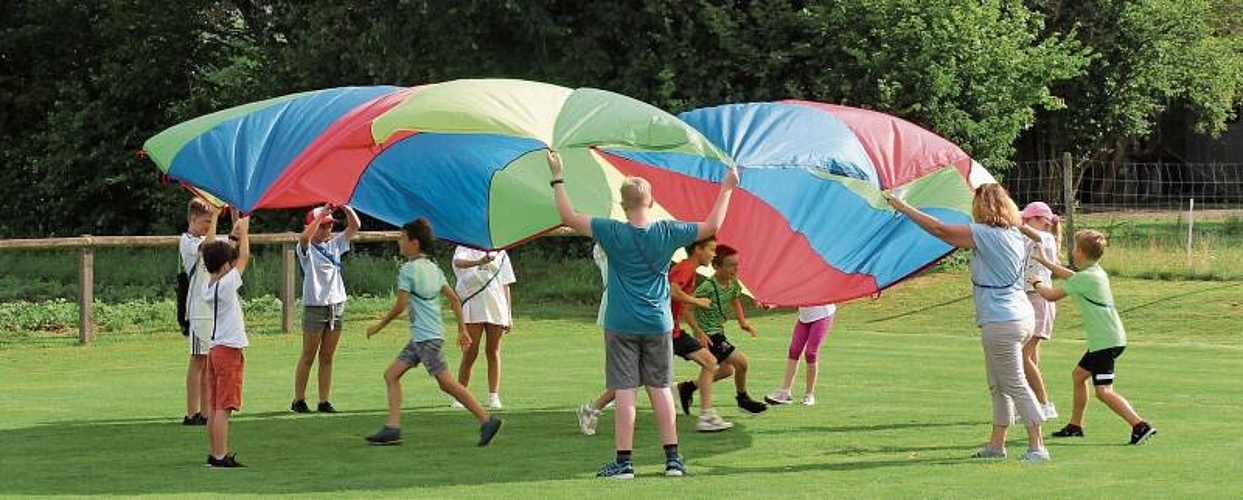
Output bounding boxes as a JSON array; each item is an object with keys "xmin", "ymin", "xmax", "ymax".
[
  {"xmin": 177, "ymin": 201, "xmax": 510, "ymax": 467},
  {"xmin": 174, "ymin": 188, "xmax": 1153, "ymax": 471},
  {"xmin": 1018, "ymin": 201, "xmax": 1156, "ymax": 446}
]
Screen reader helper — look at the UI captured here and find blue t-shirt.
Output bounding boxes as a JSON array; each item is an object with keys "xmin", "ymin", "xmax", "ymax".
[
  {"xmin": 591, "ymin": 218, "xmax": 699, "ymax": 335},
  {"xmin": 397, "ymin": 257, "xmax": 448, "ymax": 342},
  {"xmin": 968, "ymin": 224, "xmax": 1035, "ymax": 325}
]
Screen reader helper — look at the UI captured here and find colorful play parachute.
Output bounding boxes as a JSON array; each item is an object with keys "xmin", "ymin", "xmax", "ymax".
[
  {"xmin": 143, "ymin": 79, "xmax": 731, "ymax": 248},
  {"xmin": 605, "ymin": 101, "xmax": 996, "ymax": 306}
]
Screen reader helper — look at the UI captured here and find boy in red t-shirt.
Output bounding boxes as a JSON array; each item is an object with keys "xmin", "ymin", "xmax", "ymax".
[{"xmin": 670, "ymin": 238, "xmax": 734, "ymax": 432}]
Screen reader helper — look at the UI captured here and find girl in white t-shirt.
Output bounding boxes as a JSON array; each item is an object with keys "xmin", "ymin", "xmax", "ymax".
[
  {"xmin": 1019, "ymin": 201, "xmax": 1062, "ymax": 420},
  {"xmin": 291, "ymin": 204, "xmax": 361, "ymax": 414},
  {"xmin": 765, "ymin": 304, "xmax": 837, "ymax": 406},
  {"xmin": 450, "ymin": 245, "xmax": 517, "ymax": 409}
]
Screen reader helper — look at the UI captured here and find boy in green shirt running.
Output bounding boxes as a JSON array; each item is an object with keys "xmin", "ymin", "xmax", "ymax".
[
  {"xmin": 1030, "ymin": 230, "xmax": 1156, "ymax": 445},
  {"xmin": 685, "ymin": 245, "xmax": 768, "ymax": 414}
]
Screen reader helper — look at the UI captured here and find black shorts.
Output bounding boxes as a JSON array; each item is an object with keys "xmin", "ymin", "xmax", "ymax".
[
  {"xmin": 1077, "ymin": 346, "xmax": 1125, "ymax": 386},
  {"xmin": 706, "ymin": 333, "xmax": 737, "ymax": 363},
  {"xmin": 672, "ymin": 332, "xmax": 705, "ymax": 360}
]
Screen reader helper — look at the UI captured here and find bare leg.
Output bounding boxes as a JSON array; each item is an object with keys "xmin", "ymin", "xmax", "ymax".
[
  {"xmin": 436, "ymin": 371, "xmax": 490, "ymax": 423},
  {"xmin": 456, "ymin": 323, "xmax": 485, "ymax": 389},
  {"xmin": 187, "ymin": 355, "xmax": 206, "ymax": 416},
  {"xmin": 779, "ymin": 358, "xmax": 798, "ymax": 393},
  {"xmin": 592, "ymin": 389, "xmax": 616, "ymax": 411},
  {"xmin": 208, "ymin": 409, "xmax": 231, "ymax": 458},
  {"xmin": 613, "ymin": 388, "xmax": 638, "ymax": 451},
  {"xmin": 1068, "ymin": 367, "xmax": 1091, "ymax": 427},
  {"xmin": 688, "ymin": 349, "xmax": 718, "ymax": 411},
  {"xmin": 294, "ymin": 332, "xmax": 323, "ymax": 402},
  {"xmin": 484, "ymin": 324, "xmax": 504, "ymax": 394},
  {"xmin": 1023, "ymin": 337, "xmax": 1050, "ymax": 405},
  {"xmin": 316, "ymin": 330, "xmax": 341, "ymax": 403},
  {"xmin": 805, "ymin": 362, "xmax": 819, "ymax": 397},
  {"xmin": 1094, "ymin": 385, "xmax": 1144, "ymax": 426},
  {"xmin": 728, "ymin": 351, "xmax": 750, "ymax": 393},
  {"xmin": 647, "ymin": 386, "xmax": 678, "ymax": 446},
  {"xmin": 383, "ymin": 361, "xmax": 412, "ymax": 428}
]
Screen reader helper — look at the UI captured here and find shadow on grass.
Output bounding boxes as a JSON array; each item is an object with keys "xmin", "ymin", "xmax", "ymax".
[
  {"xmin": 3, "ymin": 407, "xmax": 753, "ymax": 495},
  {"xmin": 747, "ymin": 420, "xmax": 988, "ymax": 435}
]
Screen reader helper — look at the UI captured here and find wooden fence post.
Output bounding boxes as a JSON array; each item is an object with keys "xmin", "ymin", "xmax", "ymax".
[
  {"xmin": 281, "ymin": 242, "xmax": 296, "ymax": 334},
  {"xmin": 78, "ymin": 245, "xmax": 94, "ymax": 344},
  {"xmin": 1062, "ymin": 152, "xmax": 1077, "ymax": 259}
]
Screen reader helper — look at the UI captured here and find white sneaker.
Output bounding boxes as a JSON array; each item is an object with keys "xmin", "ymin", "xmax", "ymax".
[
  {"xmin": 802, "ymin": 394, "xmax": 816, "ymax": 406},
  {"xmin": 1020, "ymin": 447, "xmax": 1052, "ymax": 462},
  {"xmin": 696, "ymin": 410, "xmax": 734, "ymax": 432},
  {"xmin": 450, "ymin": 399, "xmax": 465, "ymax": 409},
  {"xmin": 1042, "ymin": 403, "xmax": 1059, "ymax": 420},
  {"xmin": 764, "ymin": 390, "xmax": 794, "ymax": 405},
  {"xmin": 488, "ymin": 394, "xmax": 503, "ymax": 410},
  {"xmin": 577, "ymin": 404, "xmax": 600, "ymax": 436}
]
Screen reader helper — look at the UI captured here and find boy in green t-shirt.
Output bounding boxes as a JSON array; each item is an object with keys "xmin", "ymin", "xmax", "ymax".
[
  {"xmin": 685, "ymin": 245, "xmax": 768, "ymax": 414},
  {"xmin": 1030, "ymin": 230, "xmax": 1156, "ymax": 445}
]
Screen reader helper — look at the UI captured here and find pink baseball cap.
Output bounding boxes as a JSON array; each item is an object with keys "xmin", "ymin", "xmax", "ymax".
[
  {"xmin": 305, "ymin": 207, "xmax": 337, "ymax": 226},
  {"xmin": 1020, "ymin": 201, "xmax": 1057, "ymax": 221}
]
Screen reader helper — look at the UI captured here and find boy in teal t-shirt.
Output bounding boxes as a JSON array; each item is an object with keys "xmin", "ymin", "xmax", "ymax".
[
  {"xmin": 363, "ymin": 218, "xmax": 502, "ymax": 447},
  {"xmin": 685, "ymin": 245, "xmax": 768, "ymax": 415},
  {"xmin": 1030, "ymin": 230, "xmax": 1155, "ymax": 445}
]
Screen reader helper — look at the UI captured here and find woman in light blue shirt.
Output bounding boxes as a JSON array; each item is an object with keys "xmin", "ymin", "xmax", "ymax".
[{"xmin": 887, "ymin": 183, "xmax": 1048, "ymax": 462}]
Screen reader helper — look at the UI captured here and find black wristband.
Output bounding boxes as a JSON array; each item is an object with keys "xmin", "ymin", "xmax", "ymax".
[
  {"xmin": 549, "ymin": 178, "xmax": 565, "ymax": 187},
  {"xmin": 228, "ymin": 235, "xmax": 239, "ymax": 242}
]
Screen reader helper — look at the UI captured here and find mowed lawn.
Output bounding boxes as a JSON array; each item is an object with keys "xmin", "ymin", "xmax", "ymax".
[{"xmin": 1, "ymin": 273, "xmax": 1241, "ymax": 498}]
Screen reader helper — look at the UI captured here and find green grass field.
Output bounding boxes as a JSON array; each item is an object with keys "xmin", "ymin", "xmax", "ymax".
[{"xmin": 2, "ymin": 272, "xmax": 1240, "ymax": 498}]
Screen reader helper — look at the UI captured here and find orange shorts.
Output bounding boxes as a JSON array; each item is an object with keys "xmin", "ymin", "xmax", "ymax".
[{"xmin": 208, "ymin": 346, "xmax": 245, "ymax": 411}]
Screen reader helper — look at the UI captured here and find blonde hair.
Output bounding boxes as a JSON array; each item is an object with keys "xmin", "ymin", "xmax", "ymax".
[
  {"xmin": 1075, "ymin": 229, "xmax": 1107, "ymax": 261},
  {"xmin": 972, "ymin": 184, "xmax": 1021, "ymax": 228},
  {"xmin": 620, "ymin": 176, "xmax": 652, "ymax": 211},
  {"xmin": 187, "ymin": 198, "xmax": 212, "ymax": 220}
]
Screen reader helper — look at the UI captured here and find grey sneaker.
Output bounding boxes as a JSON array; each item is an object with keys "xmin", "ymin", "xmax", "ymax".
[
  {"xmin": 365, "ymin": 426, "xmax": 402, "ymax": 446},
  {"xmin": 478, "ymin": 416, "xmax": 503, "ymax": 446},
  {"xmin": 971, "ymin": 446, "xmax": 1007, "ymax": 459},
  {"xmin": 577, "ymin": 404, "xmax": 600, "ymax": 436},
  {"xmin": 1020, "ymin": 448, "xmax": 1051, "ymax": 462}
]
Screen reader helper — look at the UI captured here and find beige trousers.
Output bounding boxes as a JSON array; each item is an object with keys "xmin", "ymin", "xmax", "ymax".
[{"xmin": 980, "ymin": 318, "xmax": 1044, "ymax": 426}]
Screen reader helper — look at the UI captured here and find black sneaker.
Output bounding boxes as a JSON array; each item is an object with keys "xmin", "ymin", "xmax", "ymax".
[
  {"xmin": 183, "ymin": 414, "xmax": 198, "ymax": 426},
  {"xmin": 1052, "ymin": 424, "xmax": 1085, "ymax": 438},
  {"xmin": 1130, "ymin": 422, "xmax": 1156, "ymax": 445},
  {"xmin": 194, "ymin": 413, "xmax": 208, "ymax": 425},
  {"xmin": 366, "ymin": 426, "xmax": 402, "ymax": 446},
  {"xmin": 478, "ymin": 416, "xmax": 503, "ymax": 447},
  {"xmin": 677, "ymin": 381, "xmax": 696, "ymax": 416},
  {"xmin": 317, "ymin": 401, "xmax": 337, "ymax": 413},
  {"xmin": 206, "ymin": 453, "xmax": 246, "ymax": 468},
  {"xmin": 736, "ymin": 393, "xmax": 768, "ymax": 414},
  {"xmin": 290, "ymin": 400, "xmax": 312, "ymax": 414}
]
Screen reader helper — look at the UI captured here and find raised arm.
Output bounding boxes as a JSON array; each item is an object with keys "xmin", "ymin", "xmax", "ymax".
[
  {"xmin": 341, "ymin": 204, "xmax": 361, "ymax": 239},
  {"xmin": 232, "ymin": 215, "xmax": 251, "ymax": 275},
  {"xmin": 300, "ymin": 203, "xmax": 330, "ymax": 247},
  {"xmin": 366, "ymin": 291, "xmax": 409, "ymax": 338},
  {"xmin": 696, "ymin": 167, "xmax": 739, "ymax": 241},
  {"xmin": 885, "ymin": 193, "xmax": 975, "ymax": 249},
  {"xmin": 547, "ymin": 149, "xmax": 593, "ymax": 237},
  {"xmin": 1030, "ymin": 279, "xmax": 1068, "ymax": 302}
]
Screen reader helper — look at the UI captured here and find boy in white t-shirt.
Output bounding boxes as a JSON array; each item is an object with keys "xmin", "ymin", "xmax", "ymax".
[
  {"xmin": 201, "ymin": 214, "xmax": 251, "ymax": 468},
  {"xmin": 451, "ymin": 245, "xmax": 516, "ymax": 409},
  {"xmin": 178, "ymin": 198, "xmax": 220, "ymax": 426},
  {"xmin": 291, "ymin": 204, "xmax": 361, "ymax": 414}
]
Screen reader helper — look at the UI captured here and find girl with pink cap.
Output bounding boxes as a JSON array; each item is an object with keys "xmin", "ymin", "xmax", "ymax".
[{"xmin": 1019, "ymin": 201, "xmax": 1062, "ymax": 420}]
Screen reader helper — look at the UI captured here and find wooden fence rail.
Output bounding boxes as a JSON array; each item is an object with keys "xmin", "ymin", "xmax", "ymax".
[{"xmin": 0, "ymin": 231, "xmax": 403, "ymax": 344}]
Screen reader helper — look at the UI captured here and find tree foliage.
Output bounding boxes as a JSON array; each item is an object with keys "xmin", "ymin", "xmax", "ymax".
[{"xmin": 10, "ymin": 0, "xmax": 1231, "ymax": 238}]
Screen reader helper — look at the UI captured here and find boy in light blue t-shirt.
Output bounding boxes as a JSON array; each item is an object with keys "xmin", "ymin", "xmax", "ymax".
[{"xmin": 364, "ymin": 218, "xmax": 502, "ymax": 447}]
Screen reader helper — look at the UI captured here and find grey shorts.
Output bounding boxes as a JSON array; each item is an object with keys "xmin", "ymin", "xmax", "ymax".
[
  {"xmin": 396, "ymin": 339, "xmax": 448, "ymax": 376},
  {"xmin": 303, "ymin": 303, "xmax": 345, "ymax": 333},
  {"xmin": 605, "ymin": 331, "xmax": 673, "ymax": 390}
]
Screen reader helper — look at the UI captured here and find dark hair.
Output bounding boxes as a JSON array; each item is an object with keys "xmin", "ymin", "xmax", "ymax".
[
  {"xmin": 201, "ymin": 240, "xmax": 237, "ymax": 273},
  {"xmin": 684, "ymin": 236, "xmax": 716, "ymax": 256},
  {"xmin": 711, "ymin": 244, "xmax": 738, "ymax": 267},
  {"xmin": 402, "ymin": 218, "xmax": 435, "ymax": 251}
]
